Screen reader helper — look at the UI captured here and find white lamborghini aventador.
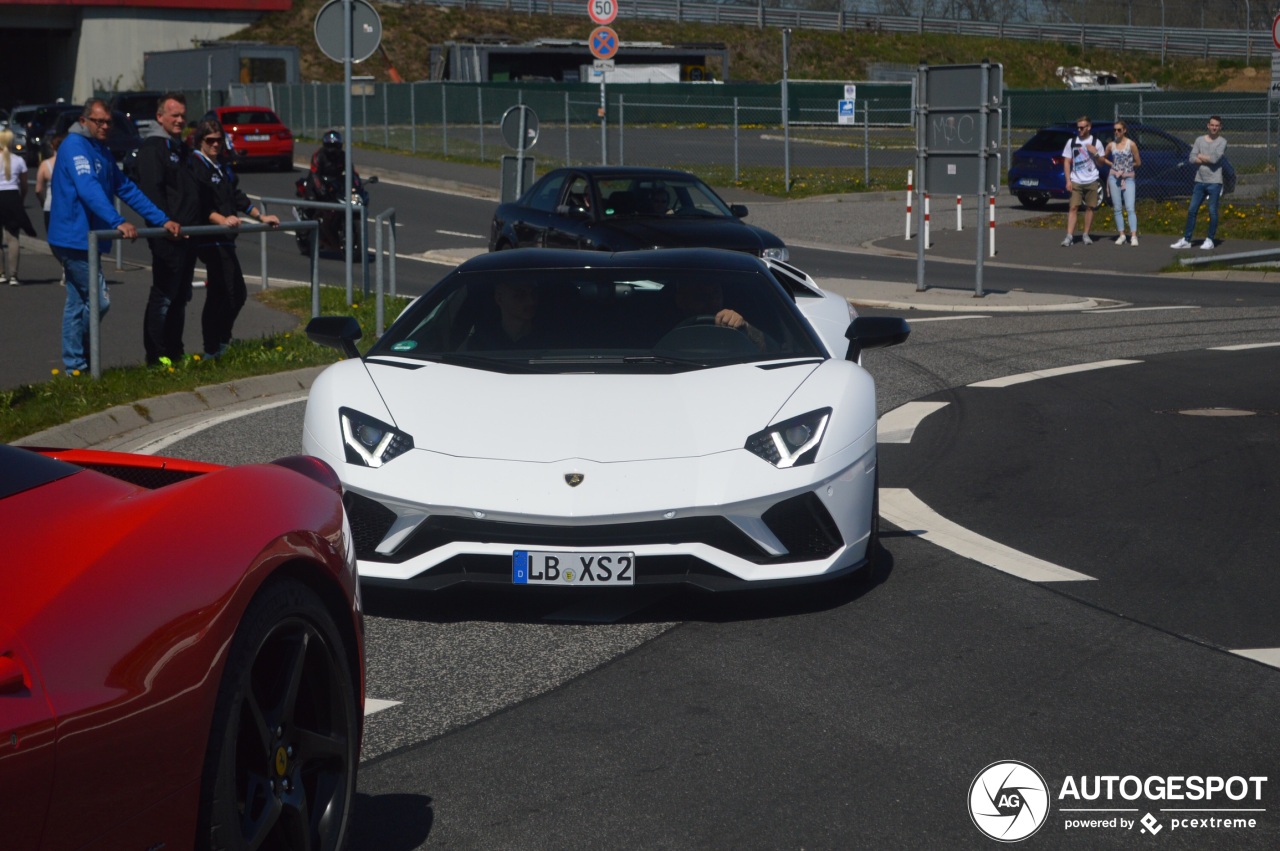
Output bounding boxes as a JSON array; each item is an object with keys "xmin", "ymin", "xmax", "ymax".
[{"xmin": 303, "ymin": 248, "xmax": 909, "ymax": 590}]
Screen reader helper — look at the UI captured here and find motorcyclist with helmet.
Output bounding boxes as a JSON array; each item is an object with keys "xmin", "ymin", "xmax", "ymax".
[{"xmin": 295, "ymin": 129, "xmax": 375, "ymax": 252}]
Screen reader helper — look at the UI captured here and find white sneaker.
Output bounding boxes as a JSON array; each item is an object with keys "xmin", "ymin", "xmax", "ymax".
[
  {"xmin": 1081, "ymin": 234, "xmax": 1094, "ymax": 245},
  {"xmin": 1114, "ymin": 234, "xmax": 1128, "ymax": 245},
  {"xmin": 1171, "ymin": 238, "xmax": 1193, "ymax": 249},
  {"xmin": 6, "ymin": 278, "xmax": 18, "ymax": 287},
  {"xmin": 1061, "ymin": 235, "xmax": 1074, "ymax": 247},
  {"xmin": 1200, "ymin": 238, "xmax": 1215, "ymax": 250},
  {"xmin": 1129, "ymin": 235, "xmax": 1139, "ymax": 246}
]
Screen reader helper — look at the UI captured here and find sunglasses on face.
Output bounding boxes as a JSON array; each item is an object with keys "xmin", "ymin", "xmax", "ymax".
[
  {"xmin": 202, "ymin": 136, "xmax": 224, "ymax": 145},
  {"xmin": 85, "ymin": 117, "xmax": 112, "ymax": 127},
  {"xmin": 1076, "ymin": 125, "xmax": 1089, "ymax": 131},
  {"xmin": 1113, "ymin": 127, "xmax": 1125, "ymax": 132}
]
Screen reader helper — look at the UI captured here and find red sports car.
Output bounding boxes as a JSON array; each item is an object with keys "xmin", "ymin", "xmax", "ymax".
[
  {"xmin": 0, "ymin": 445, "xmax": 364, "ymax": 850},
  {"xmin": 202, "ymin": 105, "xmax": 295, "ymax": 171}
]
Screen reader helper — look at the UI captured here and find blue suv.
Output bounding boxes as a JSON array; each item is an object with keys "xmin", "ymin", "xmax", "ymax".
[{"xmin": 1008, "ymin": 123, "xmax": 1235, "ymax": 208}]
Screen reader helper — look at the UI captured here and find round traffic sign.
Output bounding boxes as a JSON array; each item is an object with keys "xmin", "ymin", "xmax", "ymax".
[
  {"xmin": 500, "ymin": 105, "xmax": 540, "ymax": 151},
  {"xmin": 589, "ymin": 26, "xmax": 619, "ymax": 61},
  {"xmin": 1273, "ymin": 12, "xmax": 1280, "ymax": 50},
  {"xmin": 588, "ymin": 0, "xmax": 618, "ymax": 26},
  {"xmin": 315, "ymin": 0, "xmax": 382, "ymax": 64}
]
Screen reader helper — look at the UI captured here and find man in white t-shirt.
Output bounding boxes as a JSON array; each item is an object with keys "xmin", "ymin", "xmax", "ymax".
[{"xmin": 1061, "ymin": 116, "xmax": 1102, "ymax": 246}]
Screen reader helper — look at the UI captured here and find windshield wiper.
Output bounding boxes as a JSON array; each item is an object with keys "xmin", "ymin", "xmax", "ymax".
[{"xmin": 621, "ymin": 355, "xmax": 707, "ymax": 368}]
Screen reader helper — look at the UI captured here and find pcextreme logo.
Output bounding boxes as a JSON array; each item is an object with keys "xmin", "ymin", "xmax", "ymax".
[
  {"xmin": 969, "ymin": 761, "xmax": 1051, "ymax": 842},
  {"xmin": 969, "ymin": 762, "xmax": 1270, "ymax": 842}
]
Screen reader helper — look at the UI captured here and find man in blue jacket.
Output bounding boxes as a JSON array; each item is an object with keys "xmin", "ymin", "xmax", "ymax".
[{"xmin": 49, "ymin": 99, "xmax": 179, "ymax": 373}]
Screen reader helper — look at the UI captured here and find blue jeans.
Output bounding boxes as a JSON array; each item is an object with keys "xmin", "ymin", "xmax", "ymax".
[
  {"xmin": 1107, "ymin": 174, "xmax": 1138, "ymax": 235},
  {"xmin": 52, "ymin": 246, "xmax": 111, "ymax": 372},
  {"xmin": 1183, "ymin": 182, "xmax": 1222, "ymax": 242}
]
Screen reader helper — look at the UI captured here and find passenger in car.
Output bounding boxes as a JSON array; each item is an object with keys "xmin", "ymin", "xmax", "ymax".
[{"xmin": 466, "ymin": 281, "xmax": 542, "ymax": 349}]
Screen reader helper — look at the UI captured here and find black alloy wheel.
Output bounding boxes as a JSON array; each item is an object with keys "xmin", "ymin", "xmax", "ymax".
[{"xmin": 198, "ymin": 578, "xmax": 359, "ymax": 851}]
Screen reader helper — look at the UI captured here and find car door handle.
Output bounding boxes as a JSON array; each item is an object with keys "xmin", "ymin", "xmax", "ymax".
[{"xmin": 0, "ymin": 653, "xmax": 28, "ymax": 693}]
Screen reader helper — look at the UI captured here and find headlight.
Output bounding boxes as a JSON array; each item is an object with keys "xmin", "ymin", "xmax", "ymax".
[
  {"xmin": 761, "ymin": 246, "xmax": 790, "ymax": 262},
  {"xmin": 339, "ymin": 407, "xmax": 413, "ymax": 468},
  {"xmin": 744, "ymin": 408, "xmax": 831, "ymax": 468}
]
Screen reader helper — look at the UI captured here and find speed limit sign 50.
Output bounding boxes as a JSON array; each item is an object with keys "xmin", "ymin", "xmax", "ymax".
[{"xmin": 588, "ymin": 0, "xmax": 617, "ymax": 26}]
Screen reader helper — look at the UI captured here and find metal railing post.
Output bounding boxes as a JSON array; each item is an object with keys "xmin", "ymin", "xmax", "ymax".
[
  {"xmin": 411, "ymin": 82, "xmax": 417, "ymax": 154},
  {"xmin": 375, "ymin": 211, "xmax": 385, "ymax": 337},
  {"xmin": 478, "ymin": 86, "xmax": 485, "ymax": 162},
  {"xmin": 863, "ymin": 99, "xmax": 870, "ymax": 186},
  {"xmin": 734, "ymin": 97, "xmax": 739, "ymax": 182},
  {"xmin": 619, "ymin": 94, "xmax": 625, "ymax": 166},
  {"xmin": 565, "ymin": 92, "xmax": 571, "ymax": 166},
  {"xmin": 89, "ymin": 232, "xmax": 102, "ymax": 378},
  {"xmin": 442, "ymin": 83, "xmax": 449, "ymax": 157},
  {"xmin": 361, "ymin": 211, "xmax": 370, "ymax": 297},
  {"xmin": 114, "ymin": 198, "xmax": 123, "ymax": 270}
]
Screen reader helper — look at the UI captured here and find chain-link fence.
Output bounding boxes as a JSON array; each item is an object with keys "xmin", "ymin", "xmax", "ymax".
[{"xmin": 218, "ymin": 82, "xmax": 1275, "ymax": 205}]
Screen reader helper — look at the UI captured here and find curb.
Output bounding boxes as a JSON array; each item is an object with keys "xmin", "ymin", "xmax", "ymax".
[{"xmin": 14, "ymin": 366, "xmax": 328, "ymax": 449}]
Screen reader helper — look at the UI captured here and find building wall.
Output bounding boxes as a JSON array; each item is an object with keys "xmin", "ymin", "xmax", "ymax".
[{"xmin": 74, "ymin": 9, "xmax": 259, "ymax": 101}]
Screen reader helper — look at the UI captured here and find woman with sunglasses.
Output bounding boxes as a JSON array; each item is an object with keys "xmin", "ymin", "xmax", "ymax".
[
  {"xmin": 1102, "ymin": 120, "xmax": 1142, "ymax": 246},
  {"xmin": 189, "ymin": 117, "xmax": 279, "ymax": 358}
]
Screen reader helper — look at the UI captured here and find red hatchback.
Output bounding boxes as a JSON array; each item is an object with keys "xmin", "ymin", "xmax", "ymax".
[{"xmin": 203, "ymin": 105, "xmax": 295, "ymax": 171}]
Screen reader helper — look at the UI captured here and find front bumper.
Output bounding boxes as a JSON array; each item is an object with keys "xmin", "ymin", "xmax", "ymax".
[{"xmin": 329, "ymin": 437, "xmax": 878, "ymax": 591}]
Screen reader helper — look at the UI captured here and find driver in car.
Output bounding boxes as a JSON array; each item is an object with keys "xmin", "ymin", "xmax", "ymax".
[
  {"xmin": 466, "ymin": 280, "xmax": 542, "ymax": 349},
  {"xmin": 674, "ymin": 279, "xmax": 768, "ymax": 350}
]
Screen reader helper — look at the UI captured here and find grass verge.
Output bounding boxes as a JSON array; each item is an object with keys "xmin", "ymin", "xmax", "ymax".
[
  {"xmin": 1011, "ymin": 196, "xmax": 1280, "ymax": 242},
  {"xmin": 0, "ymin": 286, "xmax": 410, "ymax": 444}
]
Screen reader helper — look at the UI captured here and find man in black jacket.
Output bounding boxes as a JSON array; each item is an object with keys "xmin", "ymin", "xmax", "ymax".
[{"xmin": 134, "ymin": 92, "xmax": 202, "ymax": 365}]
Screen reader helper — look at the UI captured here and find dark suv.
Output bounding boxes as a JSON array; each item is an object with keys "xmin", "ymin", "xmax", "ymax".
[
  {"xmin": 7, "ymin": 103, "xmax": 82, "ymax": 166},
  {"xmin": 108, "ymin": 91, "xmax": 164, "ymax": 135},
  {"xmin": 1008, "ymin": 123, "xmax": 1236, "ymax": 208}
]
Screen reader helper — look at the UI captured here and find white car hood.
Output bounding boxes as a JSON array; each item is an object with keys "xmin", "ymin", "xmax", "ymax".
[{"xmin": 365, "ymin": 359, "xmax": 820, "ymax": 463}]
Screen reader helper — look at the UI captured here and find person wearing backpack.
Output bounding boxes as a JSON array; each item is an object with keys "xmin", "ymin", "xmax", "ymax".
[
  {"xmin": 1061, "ymin": 116, "xmax": 1102, "ymax": 247},
  {"xmin": 133, "ymin": 92, "xmax": 203, "ymax": 366}
]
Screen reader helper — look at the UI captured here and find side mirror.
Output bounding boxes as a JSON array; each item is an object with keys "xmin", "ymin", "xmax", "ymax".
[
  {"xmin": 364, "ymin": 175, "xmax": 379, "ymax": 185},
  {"xmin": 306, "ymin": 315, "xmax": 362, "ymax": 360},
  {"xmin": 730, "ymin": 203, "xmax": 749, "ymax": 218},
  {"xmin": 845, "ymin": 316, "xmax": 910, "ymax": 362}
]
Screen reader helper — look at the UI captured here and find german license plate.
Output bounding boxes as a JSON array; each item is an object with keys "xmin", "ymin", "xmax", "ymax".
[
  {"xmin": 244, "ymin": 134, "xmax": 270, "ymax": 142},
  {"xmin": 1020, "ymin": 178, "xmax": 1039, "ymax": 187},
  {"xmin": 513, "ymin": 550, "xmax": 635, "ymax": 586}
]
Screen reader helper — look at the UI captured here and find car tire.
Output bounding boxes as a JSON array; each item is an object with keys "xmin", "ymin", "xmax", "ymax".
[
  {"xmin": 1016, "ymin": 191, "xmax": 1050, "ymax": 209},
  {"xmin": 196, "ymin": 577, "xmax": 359, "ymax": 851}
]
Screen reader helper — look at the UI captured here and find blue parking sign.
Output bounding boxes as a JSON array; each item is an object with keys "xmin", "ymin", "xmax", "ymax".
[{"xmin": 838, "ymin": 99, "xmax": 856, "ymax": 125}]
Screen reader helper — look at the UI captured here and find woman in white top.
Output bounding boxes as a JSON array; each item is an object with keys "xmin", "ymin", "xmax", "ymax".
[
  {"xmin": 1102, "ymin": 120, "xmax": 1142, "ymax": 246},
  {"xmin": 36, "ymin": 133, "xmax": 64, "ymax": 235},
  {"xmin": 0, "ymin": 128, "xmax": 38, "ymax": 286}
]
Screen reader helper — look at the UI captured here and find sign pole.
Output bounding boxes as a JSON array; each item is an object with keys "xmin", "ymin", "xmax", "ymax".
[
  {"xmin": 915, "ymin": 65, "xmax": 927, "ymax": 293},
  {"xmin": 343, "ymin": 0, "xmax": 354, "ymax": 304}
]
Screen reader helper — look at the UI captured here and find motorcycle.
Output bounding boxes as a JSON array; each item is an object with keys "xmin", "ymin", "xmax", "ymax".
[{"xmin": 293, "ymin": 170, "xmax": 378, "ymax": 255}]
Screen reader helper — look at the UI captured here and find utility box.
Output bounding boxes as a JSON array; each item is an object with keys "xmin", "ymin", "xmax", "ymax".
[{"xmin": 144, "ymin": 42, "xmax": 300, "ymax": 92}]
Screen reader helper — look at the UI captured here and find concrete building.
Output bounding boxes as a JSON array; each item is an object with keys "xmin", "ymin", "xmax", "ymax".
[{"xmin": 0, "ymin": 0, "xmax": 282, "ymax": 107}]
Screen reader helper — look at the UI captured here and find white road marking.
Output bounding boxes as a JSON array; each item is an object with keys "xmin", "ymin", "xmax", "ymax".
[
  {"xmin": 879, "ymin": 488, "xmax": 1096, "ymax": 582},
  {"xmin": 1229, "ymin": 648, "xmax": 1280, "ymax": 669},
  {"xmin": 877, "ymin": 401, "xmax": 949, "ymax": 444},
  {"xmin": 1211, "ymin": 342, "xmax": 1280, "ymax": 351},
  {"xmin": 1084, "ymin": 305, "xmax": 1200, "ymax": 313},
  {"xmin": 134, "ymin": 397, "xmax": 306, "ymax": 455},
  {"xmin": 435, "ymin": 229, "xmax": 487, "ymax": 240},
  {"xmin": 906, "ymin": 315, "xmax": 992, "ymax": 322},
  {"xmin": 967, "ymin": 359, "xmax": 1142, "ymax": 388},
  {"xmin": 365, "ymin": 698, "xmax": 402, "ymax": 716}
]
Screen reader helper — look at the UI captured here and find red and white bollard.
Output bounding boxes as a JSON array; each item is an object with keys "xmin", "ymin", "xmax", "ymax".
[
  {"xmin": 956, "ymin": 195, "xmax": 963, "ymax": 231},
  {"xmin": 905, "ymin": 170, "xmax": 913, "ymax": 240},
  {"xmin": 923, "ymin": 193, "xmax": 931, "ymax": 249},
  {"xmin": 988, "ymin": 195, "xmax": 996, "ymax": 257}
]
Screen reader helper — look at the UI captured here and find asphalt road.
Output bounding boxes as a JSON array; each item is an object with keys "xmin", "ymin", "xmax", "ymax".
[{"xmin": 112, "ymin": 297, "xmax": 1280, "ymax": 849}]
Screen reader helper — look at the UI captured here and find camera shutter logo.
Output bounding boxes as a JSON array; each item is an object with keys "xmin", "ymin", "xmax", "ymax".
[{"xmin": 969, "ymin": 761, "xmax": 1050, "ymax": 842}]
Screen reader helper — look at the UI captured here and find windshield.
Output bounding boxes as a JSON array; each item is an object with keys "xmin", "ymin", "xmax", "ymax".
[
  {"xmin": 368, "ymin": 266, "xmax": 826, "ymax": 373},
  {"xmin": 596, "ymin": 175, "xmax": 735, "ymax": 219},
  {"xmin": 1020, "ymin": 129, "xmax": 1073, "ymax": 153},
  {"xmin": 220, "ymin": 110, "xmax": 281, "ymax": 126}
]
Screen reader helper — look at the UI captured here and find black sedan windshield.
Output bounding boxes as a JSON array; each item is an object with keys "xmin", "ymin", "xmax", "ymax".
[{"xmin": 370, "ymin": 267, "xmax": 825, "ymax": 373}]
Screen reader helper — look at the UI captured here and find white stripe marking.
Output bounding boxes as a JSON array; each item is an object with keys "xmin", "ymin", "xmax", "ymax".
[
  {"xmin": 879, "ymin": 488, "xmax": 1095, "ymax": 582},
  {"xmin": 135, "ymin": 397, "xmax": 305, "ymax": 455},
  {"xmin": 1230, "ymin": 648, "xmax": 1280, "ymax": 669},
  {"xmin": 877, "ymin": 401, "xmax": 949, "ymax": 444},
  {"xmin": 967, "ymin": 359, "xmax": 1142, "ymax": 388},
  {"xmin": 1211, "ymin": 342, "xmax": 1280, "ymax": 351},
  {"xmin": 365, "ymin": 698, "xmax": 402, "ymax": 716},
  {"xmin": 906, "ymin": 315, "xmax": 992, "ymax": 323},
  {"xmin": 435, "ymin": 229, "xmax": 487, "ymax": 240},
  {"xmin": 1084, "ymin": 305, "xmax": 1200, "ymax": 313}
]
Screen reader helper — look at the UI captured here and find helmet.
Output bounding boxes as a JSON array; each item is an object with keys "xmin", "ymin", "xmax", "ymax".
[{"xmin": 322, "ymin": 130, "xmax": 343, "ymax": 150}]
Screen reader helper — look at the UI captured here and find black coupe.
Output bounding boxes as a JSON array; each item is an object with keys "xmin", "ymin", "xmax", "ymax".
[{"xmin": 489, "ymin": 167, "xmax": 788, "ymax": 261}]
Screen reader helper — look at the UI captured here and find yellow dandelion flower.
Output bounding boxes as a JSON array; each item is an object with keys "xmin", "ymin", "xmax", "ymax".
[{"xmin": 51, "ymin": 369, "xmax": 60, "ymax": 375}]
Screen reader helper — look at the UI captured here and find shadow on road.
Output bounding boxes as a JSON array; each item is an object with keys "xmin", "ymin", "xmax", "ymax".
[{"xmin": 348, "ymin": 792, "xmax": 433, "ymax": 850}]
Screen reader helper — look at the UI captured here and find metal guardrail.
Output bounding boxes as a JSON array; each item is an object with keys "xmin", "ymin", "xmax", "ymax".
[
  {"xmin": 373, "ymin": 208, "xmax": 399, "ymax": 337},
  {"xmin": 85, "ymin": 221, "xmax": 320, "ymax": 379},
  {"xmin": 258, "ymin": 196, "xmax": 372, "ymax": 305},
  {"xmin": 421, "ymin": 0, "xmax": 1271, "ymax": 62}
]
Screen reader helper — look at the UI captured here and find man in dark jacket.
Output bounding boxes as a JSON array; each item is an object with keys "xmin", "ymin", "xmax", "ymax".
[{"xmin": 134, "ymin": 92, "xmax": 202, "ymax": 365}]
